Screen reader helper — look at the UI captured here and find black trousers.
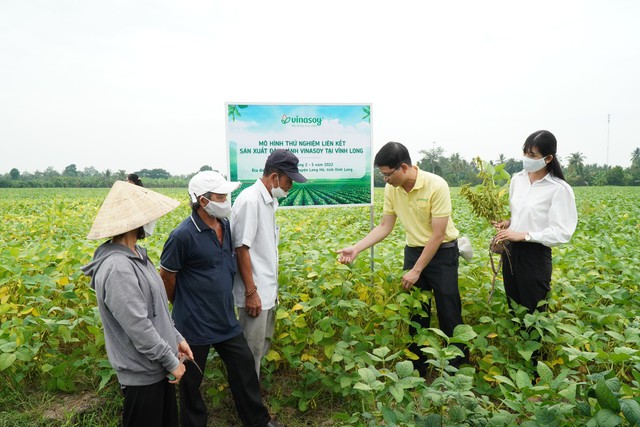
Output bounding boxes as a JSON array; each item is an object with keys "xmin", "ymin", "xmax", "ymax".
[
  {"xmin": 121, "ymin": 378, "xmax": 177, "ymax": 427},
  {"xmin": 501, "ymin": 241, "xmax": 552, "ymax": 314},
  {"xmin": 502, "ymin": 241, "xmax": 552, "ymax": 368},
  {"xmin": 404, "ymin": 244, "xmax": 468, "ymax": 373},
  {"xmin": 180, "ymin": 333, "xmax": 270, "ymax": 427}
]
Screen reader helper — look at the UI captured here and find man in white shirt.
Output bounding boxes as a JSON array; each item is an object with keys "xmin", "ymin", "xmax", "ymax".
[{"xmin": 231, "ymin": 149, "xmax": 307, "ymax": 378}]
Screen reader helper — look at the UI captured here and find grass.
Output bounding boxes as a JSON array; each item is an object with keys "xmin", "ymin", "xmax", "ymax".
[
  {"xmin": 0, "ymin": 385, "xmax": 116, "ymax": 427},
  {"xmin": 0, "ymin": 368, "xmax": 342, "ymax": 427}
]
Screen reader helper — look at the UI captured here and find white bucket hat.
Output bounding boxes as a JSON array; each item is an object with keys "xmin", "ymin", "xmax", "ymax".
[
  {"xmin": 188, "ymin": 171, "xmax": 241, "ymax": 203},
  {"xmin": 87, "ymin": 181, "xmax": 180, "ymax": 240}
]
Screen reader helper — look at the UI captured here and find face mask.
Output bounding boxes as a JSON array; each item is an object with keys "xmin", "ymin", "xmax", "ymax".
[
  {"xmin": 522, "ymin": 156, "xmax": 548, "ymax": 173},
  {"xmin": 142, "ymin": 220, "xmax": 157, "ymax": 238},
  {"xmin": 203, "ymin": 198, "xmax": 231, "ymax": 218},
  {"xmin": 270, "ymin": 176, "xmax": 289, "ymax": 199}
]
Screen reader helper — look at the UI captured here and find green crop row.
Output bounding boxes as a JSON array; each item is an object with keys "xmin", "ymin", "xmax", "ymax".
[{"xmin": 280, "ymin": 184, "xmax": 371, "ymax": 207}]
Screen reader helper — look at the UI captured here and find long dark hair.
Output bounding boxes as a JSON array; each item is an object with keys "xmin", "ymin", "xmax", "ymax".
[{"xmin": 523, "ymin": 130, "xmax": 566, "ymax": 181}]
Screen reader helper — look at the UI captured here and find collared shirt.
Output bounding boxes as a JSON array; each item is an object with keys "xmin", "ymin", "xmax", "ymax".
[
  {"xmin": 231, "ymin": 179, "xmax": 279, "ymax": 310},
  {"xmin": 159, "ymin": 212, "xmax": 241, "ymax": 345},
  {"xmin": 383, "ymin": 167, "xmax": 459, "ymax": 247},
  {"xmin": 508, "ymin": 170, "xmax": 577, "ymax": 247}
]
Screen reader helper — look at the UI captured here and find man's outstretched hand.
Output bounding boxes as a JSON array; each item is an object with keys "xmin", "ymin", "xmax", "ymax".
[{"xmin": 336, "ymin": 246, "xmax": 359, "ymax": 264}]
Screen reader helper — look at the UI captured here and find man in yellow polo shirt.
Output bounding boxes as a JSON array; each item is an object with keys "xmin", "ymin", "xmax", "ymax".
[{"xmin": 337, "ymin": 141, "xmax": 469, "ymax": 375}]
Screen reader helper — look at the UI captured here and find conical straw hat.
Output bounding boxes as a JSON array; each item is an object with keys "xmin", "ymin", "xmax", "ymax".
[{"xmin": 87, "ymin": 181, "xmax": 180, "ymax": 240}]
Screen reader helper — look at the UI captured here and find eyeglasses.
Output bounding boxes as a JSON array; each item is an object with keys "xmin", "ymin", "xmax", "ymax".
[{"xmin": 377, "ymin": 166, "xmax": 401, "ymax": 178}]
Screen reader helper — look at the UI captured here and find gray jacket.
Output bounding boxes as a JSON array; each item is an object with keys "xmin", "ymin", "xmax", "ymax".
[{"xmin": 82, "ymin": 241, "xmax": 183, "ymax": 386}]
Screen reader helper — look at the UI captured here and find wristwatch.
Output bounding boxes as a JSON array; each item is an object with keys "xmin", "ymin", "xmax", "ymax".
[{"xmin": 524, "ymin": 233, "xmax": 531, "ymax": 242}]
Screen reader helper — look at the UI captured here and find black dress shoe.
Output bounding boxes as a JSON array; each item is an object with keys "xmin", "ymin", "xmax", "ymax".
[{"xmin": 266, "ymin": 420, "xmax": 285, "ymax": 427}]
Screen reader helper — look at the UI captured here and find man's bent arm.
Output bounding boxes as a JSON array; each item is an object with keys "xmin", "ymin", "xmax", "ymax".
[
  {"xmin": 413, "ymin": 216, "xmax": 449, "ymax": 274},
  {"xmin": 160, "ymin": 268, "xmax": 177, "ymax": 303}
]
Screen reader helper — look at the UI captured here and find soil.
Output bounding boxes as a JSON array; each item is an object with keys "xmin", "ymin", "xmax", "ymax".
[{"xmin": 41, "ymin": 390, "xmax": 106, "ymax": 421}]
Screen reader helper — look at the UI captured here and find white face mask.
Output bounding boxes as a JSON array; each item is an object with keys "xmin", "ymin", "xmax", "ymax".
[
  {"xmin": 142, "ymin": 220, "xmax": 156, "ymax": 238},
  {"xmin": 203, "ymin": 198, "xmax": 231, "ymax": 218},
  {"xmin": 270, "ymin": 176, "xmax": 289, "ymax": 199},
  {"xmin": 522, "ymin": 156, "xmax": 548, "ymax": 173}
]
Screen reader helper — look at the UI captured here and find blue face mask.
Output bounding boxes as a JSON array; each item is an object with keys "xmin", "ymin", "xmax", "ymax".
[{"xmin": 522, "ymin": 156, "xmax": 548, "ymax": 173}]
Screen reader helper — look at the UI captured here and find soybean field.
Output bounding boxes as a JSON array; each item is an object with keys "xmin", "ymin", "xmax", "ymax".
[{"xmin": 1, "ymin": 186, "xmax": 640, "ymax": 426}]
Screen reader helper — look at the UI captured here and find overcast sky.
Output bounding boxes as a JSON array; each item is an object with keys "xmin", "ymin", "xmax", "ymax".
[{"xmin": 1, "ymin": 0, "xmax": 638, "ymax": 176}]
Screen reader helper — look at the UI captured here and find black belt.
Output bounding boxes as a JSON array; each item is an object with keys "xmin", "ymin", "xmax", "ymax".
[
  {"xmin": 406, "ymin": 240, "xmax": 457, "ymax": 253},
  {"xmin": 439, "ymin": 239, "xmax": 458, "ymax": 249}
]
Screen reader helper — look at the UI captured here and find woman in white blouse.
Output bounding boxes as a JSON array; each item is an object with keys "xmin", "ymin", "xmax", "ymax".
[{"xmin": 494, "ymin": 130, "xmax": 578, "ymax": 314}]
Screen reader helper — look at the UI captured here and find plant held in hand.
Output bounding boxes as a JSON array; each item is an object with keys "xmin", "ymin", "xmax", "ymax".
[{"xmin": 460, "ymin": 157, "xmax": 511, "ymax": 301}]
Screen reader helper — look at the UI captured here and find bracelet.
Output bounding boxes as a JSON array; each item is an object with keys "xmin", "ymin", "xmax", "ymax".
[{"xmin": 245, "ymin": 287, "xmax": 258, "ymax": 297}]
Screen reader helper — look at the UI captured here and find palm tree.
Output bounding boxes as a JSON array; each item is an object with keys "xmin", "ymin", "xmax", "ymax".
[
  {"xmin": 567, "ymin": 152, "xmax": 587, "ymax": 185},
  {"xmin": 496, "ymin": 154, "xmax": 506, "ymax": 164},
  {"xmin": 449, "ymin": 153, "xmax": 464, "ymax": 185},
  {"xmin": 450, "ymin": 153, "xmax": 463, "ymax": 172},
  {"xmin": 631, "ymin": 148, "xmax": 640, "ymax": 167},
  {"xmin": 568, "ymin": 152, "xmax": 585, "ymax": 173}
]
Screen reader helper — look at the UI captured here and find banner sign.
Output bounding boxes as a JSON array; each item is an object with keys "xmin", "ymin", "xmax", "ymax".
[{"xmin": 227, "ymin": 103, "xmax": 372, "ymax": 207}]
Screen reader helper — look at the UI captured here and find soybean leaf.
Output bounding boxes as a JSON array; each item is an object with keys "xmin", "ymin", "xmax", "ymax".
[
  {"xmin": 537, "ymin": 361, "xmax": 553, "ymax": 384},
  {"xmin": 596, "ymin": 378, "xmax": 621, "ymax": 413},
  {"xmin": 0, "ymin": 352, "xmax": 16, "ymax": 371},
  {"xmin": 594, "ymin": 408, "xmax": 622, "ymax": 427},
  {"xmin": 621, "ymin": 399, "xmax": 640, "ymax": 426}
]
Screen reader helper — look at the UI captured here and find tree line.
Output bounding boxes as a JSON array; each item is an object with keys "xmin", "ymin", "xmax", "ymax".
[
  {"xmin": 373, "ymin": 147, "xmax": 640, "ymax": 187},
  {"xmin": 3, "ymin": 147, "xmax": 640, "ymax": 188},
  {"xmin": 0, "ymin": 165, "xmax": 212, "ymax": 188}
]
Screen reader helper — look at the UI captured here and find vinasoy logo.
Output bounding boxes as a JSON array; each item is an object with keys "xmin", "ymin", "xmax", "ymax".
[{"xmin": 280, "ymin": 114, "xmax": 323, "ymax": 127}]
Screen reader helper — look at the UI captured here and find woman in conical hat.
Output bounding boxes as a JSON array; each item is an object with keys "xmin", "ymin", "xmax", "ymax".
[{"xmin": 82, "ymin": 181, "xmax": 193, "ymax": 427}]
